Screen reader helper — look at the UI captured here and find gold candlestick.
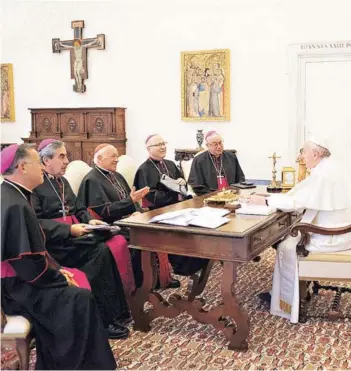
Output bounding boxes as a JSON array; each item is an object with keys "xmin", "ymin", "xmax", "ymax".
[{"xmin": 267, "ymin": 152, "xmax": 282, "ymax": 193}]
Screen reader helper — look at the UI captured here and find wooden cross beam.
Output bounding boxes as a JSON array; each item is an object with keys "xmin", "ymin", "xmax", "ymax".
[{"xmin": 52, "ymin": 20, "xmax": 105, "ymax": 93}]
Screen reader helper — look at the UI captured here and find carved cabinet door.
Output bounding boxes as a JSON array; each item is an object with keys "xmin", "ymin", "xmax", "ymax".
[
  {"xmin": 36, "ymin": 113, "xmax": 58, "ymax": 137},
  {"xmin": 86, "ymin": 112, "xmax": 112, "ymax": 137},
  {"xmin": 60, "ymin": 113, "xmax": 84, "ymax": 138}
]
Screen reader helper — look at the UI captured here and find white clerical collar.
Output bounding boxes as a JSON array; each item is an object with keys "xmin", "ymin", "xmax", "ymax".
[
  {"xmin": 5, "ymin": 179, "xmax": 33, "ymax": 193},
  {"xmin": 44, "ymin": 172, "xmax": 56, "ymax": 179}
]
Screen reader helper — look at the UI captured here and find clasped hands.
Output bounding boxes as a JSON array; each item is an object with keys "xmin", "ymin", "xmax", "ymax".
[
  {"xmin": 130, "ymin": 186, "xmax": 150, "ymax": 204},
  {"xmin": 60, "ymin": 268, "xmax": 79, "ymax": 287}
]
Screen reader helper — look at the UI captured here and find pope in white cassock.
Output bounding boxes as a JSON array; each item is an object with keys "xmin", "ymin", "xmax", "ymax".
[{"xmin": 249, "ymin": 135, "xmax": 351, "ymax": 323}]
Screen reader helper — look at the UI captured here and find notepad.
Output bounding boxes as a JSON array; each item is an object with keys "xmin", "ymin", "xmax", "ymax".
[
  {"xmin": 149, "ymin": 207, "xmax": 231, "ymax": 229},
  {"xmin": 235, "ymin": 203, "xmax": 276, "ymax": 216}
]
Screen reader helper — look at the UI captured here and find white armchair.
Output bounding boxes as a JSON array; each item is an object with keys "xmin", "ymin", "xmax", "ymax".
[
  {"xmin": 1, "ymin": 309, "xmax": 32, "ymax": 370},
  {"xmin": 64, "ymin": 160, "xmax": 92, "ymax": 196},
  {"xmin": 117, "ymin": 155, "xmax": 137, "ymax": 189},
  {"xmin": 291, "ymin": 223, "xmax": 351, "ymax": 321}
]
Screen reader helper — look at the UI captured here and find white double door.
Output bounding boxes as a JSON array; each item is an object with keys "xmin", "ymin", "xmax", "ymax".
[{"xmin": 290, "ymin": 42, "xmax": 351, "ymax": 157}]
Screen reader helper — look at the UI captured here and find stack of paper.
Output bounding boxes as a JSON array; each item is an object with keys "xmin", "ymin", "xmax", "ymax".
[
  {"xmin": 149, "ymin": 207, "xmax": 230, "ymax": 229},
  {"xmin": 236, "ymin": 203, "xmax": 276, "ymax": 216}
]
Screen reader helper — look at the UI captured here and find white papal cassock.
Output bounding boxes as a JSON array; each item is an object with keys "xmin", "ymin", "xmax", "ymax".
[{"xmin": 267, "ymin": 156, "xmax": 351, "ymax": 323}]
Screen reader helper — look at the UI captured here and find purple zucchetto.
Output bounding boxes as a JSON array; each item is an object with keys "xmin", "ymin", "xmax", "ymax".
[
  {"xmin": 0, "ymin": 144, "xmax": 20, "ymax": 174},
  {"xmin": 38, "ymin": 138, "xmax": 56, "ymax": 152}
]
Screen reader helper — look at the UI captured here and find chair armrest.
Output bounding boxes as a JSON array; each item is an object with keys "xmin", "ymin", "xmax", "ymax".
[
  {"xmin": 1, "ymin": 308, "xmax": 7, "ymax": 332},
  {"xmin": 290, "ymin": 223, "xmax": 351, "ymax": 257}
]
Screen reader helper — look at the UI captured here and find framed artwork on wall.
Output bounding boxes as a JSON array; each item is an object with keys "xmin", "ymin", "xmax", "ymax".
[
  {"xmin": 181, "ymin": 49, "xmax": 230, "ymax": 122},
  {"xmin": 1, "ymin": 64, "xmax": 15, "ymax": 122}
]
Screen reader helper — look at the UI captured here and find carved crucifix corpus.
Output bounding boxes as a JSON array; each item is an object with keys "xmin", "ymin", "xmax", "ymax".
[{"xmin": 52, "ymin": 20, "xmax": 105, "ymax": 93}]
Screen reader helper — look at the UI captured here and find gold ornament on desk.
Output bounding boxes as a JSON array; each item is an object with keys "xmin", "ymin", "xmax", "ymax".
[
  {"xmin": 296, "ymin": 148, "xmax": 308, "ymax": 182},
  {"xmin": 281, "ymin": 167, "xmax": 296, "ymax": 193},
  {"xmin": 267, "ymin": 152, "xmax": 283, "ymax": 193}
]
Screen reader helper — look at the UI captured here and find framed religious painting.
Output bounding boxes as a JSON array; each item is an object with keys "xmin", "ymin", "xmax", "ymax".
[
  {"xmin": 1, "ymin": 64, "xmax": 15, "ymax": 122},
  {"xmin": 181, "ymin": 49, "xmax": 230, "ymax": 122}
]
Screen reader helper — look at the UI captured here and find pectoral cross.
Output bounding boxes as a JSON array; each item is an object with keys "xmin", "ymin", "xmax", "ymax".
[
  {"xmin": 59, "ymin": 206, "xmax": 70, "ymax": 220},
  {"xmin": 52, "ymin": 20, "xmax": 105, "ymax": 93},
  {"xmin": 217, "ymin": 175, "xmax": 226, "ymax": 191},
  {"xmin": 268, "ymin": 152, "xmax": 281, "ymax": 188}
]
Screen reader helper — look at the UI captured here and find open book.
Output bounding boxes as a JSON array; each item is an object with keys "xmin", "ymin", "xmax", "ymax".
[
  {"xmin": 149, "ymin": 207, "xmax": 231, "ymax": 229},
  {"xmin": 235, "ymin": 203, "xmax": 276, "ymax": 216}
]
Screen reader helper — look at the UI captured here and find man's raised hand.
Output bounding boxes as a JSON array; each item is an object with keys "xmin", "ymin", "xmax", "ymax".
[
  {"xmin": 130, "ymin": 186, "xmax": 150, "ymax": 204},
  {"xmin": 176, "ymin": 178, "xmax": 186, "ymax": 186}
]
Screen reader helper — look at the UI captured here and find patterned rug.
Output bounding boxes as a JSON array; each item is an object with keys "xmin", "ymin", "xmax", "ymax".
[{"xmin": 2, "ymin": 249, "xmax": 351, "ymax": 370}]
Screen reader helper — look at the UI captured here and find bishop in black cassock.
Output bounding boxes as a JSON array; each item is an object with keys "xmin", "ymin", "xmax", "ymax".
[
  {"xmin": 188, "ymin": 130, "xmax": 245, "ymax": 195},
  {"xmin": 77, "ymin": 143, "xmax": 180, "ymax": 290},
  {"xmin": 1, "ymin": 144, "xmax": 116, "ymax": 370},
  {"xmin": 33, "ymin": 139, "xmax": 130, "ymax": 339},
  {"xmin": 133, "ymin": 134, "xmax": 209, "ymax": 276}
]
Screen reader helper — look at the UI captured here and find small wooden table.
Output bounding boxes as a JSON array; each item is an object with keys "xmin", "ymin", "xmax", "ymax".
[{"xmin": 116, "ymin": 188, "xmax": 299, "ymax": 351}]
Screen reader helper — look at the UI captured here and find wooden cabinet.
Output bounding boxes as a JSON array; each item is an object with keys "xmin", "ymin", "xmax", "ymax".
[{"xmin": 23, "ymin": 107, "xmax": 126, "ymax": 165}]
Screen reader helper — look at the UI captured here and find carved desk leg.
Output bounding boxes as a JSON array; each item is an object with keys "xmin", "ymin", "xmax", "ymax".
[
  {"xmin": 221, "ymin": 261, "xmax": 250, "ymax": 351},
  {"xmin": 128, "ymin": 251, "xmax": 156, "ymax": 332},
  {"xmin": 187, "ymin": 260, "xmax": 214, "ymax": 302},
  {"xmin": 129, "ymin": 251, "xmax": 181, "ymax": 332}
]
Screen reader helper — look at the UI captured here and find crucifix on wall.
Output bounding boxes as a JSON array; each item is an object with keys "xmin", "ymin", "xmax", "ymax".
[{"xmin": 52, "ymin": 20, "xmax": 105, "ymax": 93}]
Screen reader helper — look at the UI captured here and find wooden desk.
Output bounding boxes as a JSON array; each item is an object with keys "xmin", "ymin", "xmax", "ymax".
[{"xmin": 116, "ymin": 189, "xmax": 300, "ymax": 351}]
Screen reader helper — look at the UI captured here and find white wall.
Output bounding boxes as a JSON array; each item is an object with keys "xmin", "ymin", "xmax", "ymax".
[{"xmin": 1, "ymin": 0, "xmax": 351, "ymax": 179}]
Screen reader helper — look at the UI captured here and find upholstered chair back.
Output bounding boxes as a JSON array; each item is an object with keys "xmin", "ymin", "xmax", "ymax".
[
  {"xmin": 117, "ymin": 155, "xmax": 137, "ymax": 189},
  {"xmin": 64, "ymin": 160, "xmax": 92, "ymax": 196}
]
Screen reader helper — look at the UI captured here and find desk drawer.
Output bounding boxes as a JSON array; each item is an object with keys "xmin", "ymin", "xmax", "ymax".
[{"xmin": 251, "ymin": 215, "xmax": 290, "ymax": 253}]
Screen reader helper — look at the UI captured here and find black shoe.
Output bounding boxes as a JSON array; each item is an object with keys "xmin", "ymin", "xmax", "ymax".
[
  {"xmin": 114, "ymin": 314, "xmax": 133, "ymax": 327},
  {"xmin": 106, "ymin": 323, "xmax": 129, "ymax": 339},
  {"xmin": 253, "ymin": 255, "xmax": 261, "ymax": 262},
  {"xmin": 258, "ymin": 292, "xmax": 271, "ymax": 305},
  {"xmin": 155, "ymin": 278, "xmax": 181, "ymax": 290}
]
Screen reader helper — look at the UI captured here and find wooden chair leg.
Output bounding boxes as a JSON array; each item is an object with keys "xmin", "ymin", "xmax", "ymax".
[
  {"xmin": 328, "ymin": 288, "xmax": 343, "ymax": 320},
  {"xmin": 16, "ymin": 337, "xmax": 31, "ymax": 370},
  {"xmin": 299, "ymin": 281, "xmax": 308, "ymax": 300},
  {"xmin": 299, "ymin": 281, "xmax": 308, "ymax": 323}
]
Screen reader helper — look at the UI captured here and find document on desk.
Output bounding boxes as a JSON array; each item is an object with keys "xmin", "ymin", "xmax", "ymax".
[
  {"xmin": 236, "ymin": 203, "xmax": 276, "ymax": 216},
  {"xmin": 149, "ymin": 207, "xmax": 231, "ymax": 229}
]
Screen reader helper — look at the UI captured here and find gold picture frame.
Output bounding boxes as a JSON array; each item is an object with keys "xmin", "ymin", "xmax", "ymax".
[
  {"xmin": 181, "ymin": 49, "xmax": 230, "ymax": 122},
  {"xmin": 1, "ymin": 64, "xmax": 15, "ymax": 122},
  {"xmin": 281, "ymin": 166, "xmax": 296, "ymax": 193}
]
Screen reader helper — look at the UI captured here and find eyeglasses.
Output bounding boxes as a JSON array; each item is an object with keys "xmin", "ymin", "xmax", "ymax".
[
  {"xmin": 148, "ymin": 142, "xmax": 167, "ymax": 148},
  {"xmin": 208, "ymin": 141, "xmax": 224, "ymax": 147}
]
